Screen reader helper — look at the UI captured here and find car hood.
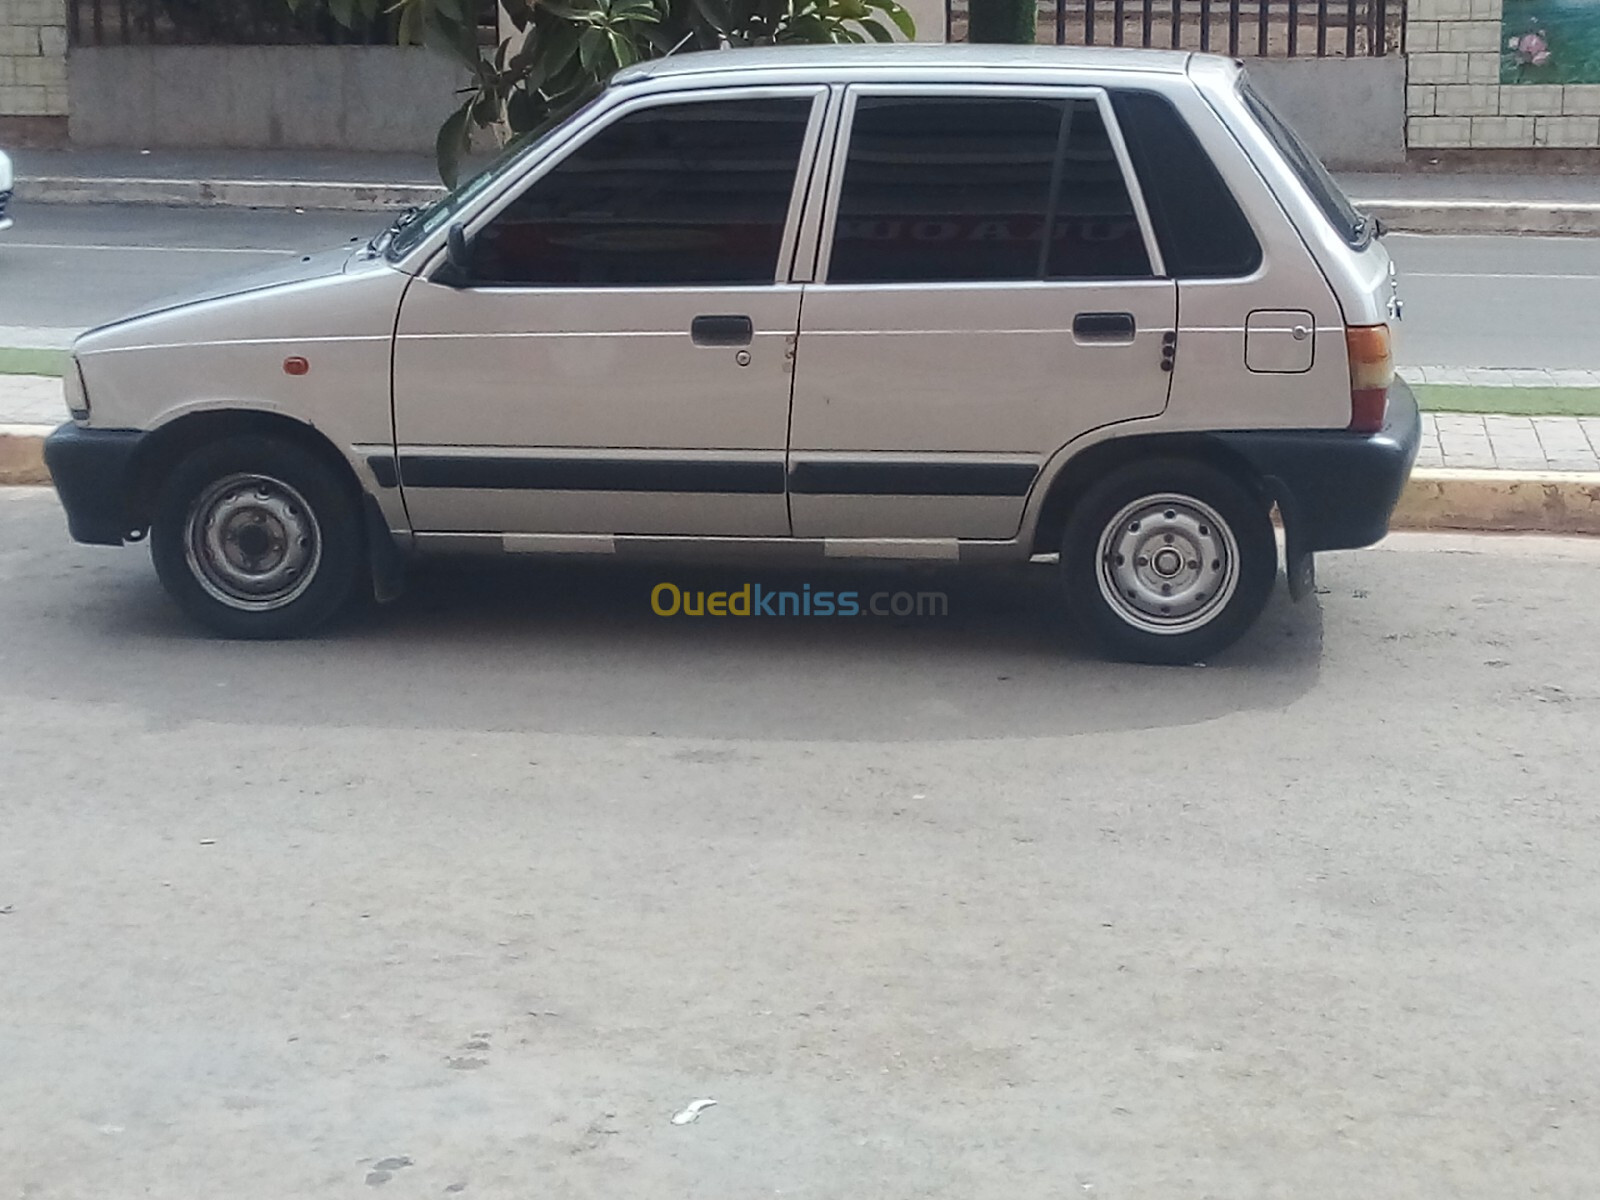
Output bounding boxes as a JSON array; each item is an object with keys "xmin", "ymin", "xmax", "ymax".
[{"xmin": 84, "ymin": 242, "xmax": 372, "ymax": 337}]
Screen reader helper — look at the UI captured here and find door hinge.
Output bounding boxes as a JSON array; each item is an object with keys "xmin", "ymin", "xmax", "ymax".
[{"xmin": 1160, "ymin": 331, "xmax": 1177, "ymax": 373}]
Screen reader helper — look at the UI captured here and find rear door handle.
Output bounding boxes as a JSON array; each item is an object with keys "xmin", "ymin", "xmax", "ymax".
[
  {"xmin": 1073, "ymin": 311, "xmax": 1136, "ymax": 344},
  {"xmin": 691, "ymin": 315, "xmax": 754, "ymax": 347}
]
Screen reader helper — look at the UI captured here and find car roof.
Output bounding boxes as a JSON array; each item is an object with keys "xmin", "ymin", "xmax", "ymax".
[{"xmin": 614, "ymin": 44, "xmax": 1197, "ymax": 86}]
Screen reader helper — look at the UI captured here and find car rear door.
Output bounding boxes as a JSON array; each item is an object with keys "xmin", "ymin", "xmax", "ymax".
[{"xmin": 787, "ymin": 85, "xmax": 1176, "ymax": 542}]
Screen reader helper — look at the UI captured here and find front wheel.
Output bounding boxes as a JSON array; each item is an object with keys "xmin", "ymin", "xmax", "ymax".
[
  {"xmin": 150, "ymin": 435, "xmax": 364, "ymax": 638},
  {"xmin": 1061, "ymin": 459, "xmax": 1277, "ymax": 665}
]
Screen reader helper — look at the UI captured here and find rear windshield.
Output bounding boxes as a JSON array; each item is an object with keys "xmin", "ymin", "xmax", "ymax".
[{"xmin": 1239, "ymin": 78, "xmax": 1369, "ymax": 249}]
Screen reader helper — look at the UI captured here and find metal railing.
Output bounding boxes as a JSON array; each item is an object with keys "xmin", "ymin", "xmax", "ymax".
[
  {"xmin": 68, "ymin": 0, "xmax": 498, "ymax": 47},
  {"xmin": 947, "ymin": 0, "xmax": 1404, "ymax": 56}
]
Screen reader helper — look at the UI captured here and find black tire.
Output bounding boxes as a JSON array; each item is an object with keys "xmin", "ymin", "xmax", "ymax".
[
  {"xmin": 1061, "ymin": 457, "xmax": 1276, "ymax": 665},
  {"xmin": 150, "ymin": 434, "xmax": 364, "ymax": 639}
]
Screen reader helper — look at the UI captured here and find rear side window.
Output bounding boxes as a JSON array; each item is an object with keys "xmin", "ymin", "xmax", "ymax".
[
  {"xmin": 467, "ymin": 96, "xmax": 813, "ymax": 287},
  {"xmin": 1109, "ymin": 90, "xmax": 1262, "ymax": 279},
  {"xmin": 827, "ymin": 95, "xmax": 1152, "ymax": 284}
]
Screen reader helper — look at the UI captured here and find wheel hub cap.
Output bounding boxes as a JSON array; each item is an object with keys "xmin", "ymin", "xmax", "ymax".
[
  {"xmin": 184, "ymin": 474, "xmax": 321, "ymax": 612},
  {"xmin": 1096, "ymin": 494, "xmax": 1241, "ymax": 635}
]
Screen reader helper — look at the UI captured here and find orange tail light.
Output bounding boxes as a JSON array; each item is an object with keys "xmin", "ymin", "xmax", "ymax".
[{"xmin": 1346, "ymin": 324, "xmax": 1393, "ymax": 434}]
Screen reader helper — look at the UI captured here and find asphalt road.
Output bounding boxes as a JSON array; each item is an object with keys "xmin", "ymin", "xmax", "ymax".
[
  {"xmin": 2, "ymin": 486, "xmax": 1598, "ymax": 1199},
  {"xmin": 2, "ymin": 203, "xmax": 1599, "ymax": 369}
]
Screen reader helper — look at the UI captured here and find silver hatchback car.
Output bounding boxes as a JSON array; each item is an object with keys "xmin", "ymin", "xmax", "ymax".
[{"xmin": 46, "ymin": 44, "xmax": 1417, "ymax": 664}]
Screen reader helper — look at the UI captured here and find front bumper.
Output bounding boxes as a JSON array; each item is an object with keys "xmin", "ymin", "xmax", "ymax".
[
  {"xmin": 43, "ymin": 423, "xmax": 144, "ymax": 546},
  {"xmin": 1211, "ymin": 378, "xmax": 1423, "ymax": 553}
]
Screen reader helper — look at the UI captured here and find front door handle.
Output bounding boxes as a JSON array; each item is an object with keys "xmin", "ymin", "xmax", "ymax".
[
  {"xmin": 1073, "ymin": 311, "xmax": 1136, "ymax": 344},
  {"xmin": 691, "ymin": 315, "xmax": 754, "ymax": 347}
]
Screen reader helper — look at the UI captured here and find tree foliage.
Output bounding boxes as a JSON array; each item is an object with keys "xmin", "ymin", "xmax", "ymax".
[{"xmin": 289, "ymin": 0, "xmax": 916, "ymax": 184}]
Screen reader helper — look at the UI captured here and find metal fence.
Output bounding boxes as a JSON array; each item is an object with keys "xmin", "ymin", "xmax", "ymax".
[
  {"xmin": 946, "ymin": 0, "xmax": 1404, "ymax": 56},
  {"xmin": 68, "ymin": 0, "xmax": 499, "ymax": 47}
]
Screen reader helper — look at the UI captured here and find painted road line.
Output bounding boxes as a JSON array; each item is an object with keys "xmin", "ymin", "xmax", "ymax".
[{"xmin": 2, "ymin": 242, "xmax": 301, "ymax": 256}]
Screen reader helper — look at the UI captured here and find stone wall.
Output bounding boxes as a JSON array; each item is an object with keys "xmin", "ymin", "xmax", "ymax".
[
  {"xmin": 1247, "ymin": 56, "xmax": 1408, "ymax": 167},
  {"xmin": 0, "ymin": 0, "xmax": 69, "ymax": 145},
  {"xmin": 1407, "ymin": 0, "xmax": 1600, "ymax": 151},
  {"xmin": 68, "ymin": 45, "xmax": 469, "ymax": 153}
]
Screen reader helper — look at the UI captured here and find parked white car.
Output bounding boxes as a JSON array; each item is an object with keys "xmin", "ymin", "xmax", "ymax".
[
  {"xmin": 45, "ymin": 46, "xmax": 1416, "ymax": 663},
  {"xmin": 0, "ymin": 148, "xmax": 13, "ymax": 232}
]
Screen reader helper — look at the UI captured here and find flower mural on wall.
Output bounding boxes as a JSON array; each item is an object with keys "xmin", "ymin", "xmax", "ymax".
[{"xmin": 1502, "ymin": 0, "xmax": 1600, "ymax": 82}]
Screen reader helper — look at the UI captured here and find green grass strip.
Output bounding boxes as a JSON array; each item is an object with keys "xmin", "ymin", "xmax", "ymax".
[
  {"xmin": 0, "ymin": 348, "xmax": 68, "ymax": 377},
  {"xmin": 1414, "ymin": 383, "xmax": 1600, "ymax": 418}
]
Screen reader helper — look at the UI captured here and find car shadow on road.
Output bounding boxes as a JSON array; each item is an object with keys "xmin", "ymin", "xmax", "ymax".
[{"xmin": 35, "ymin": 547, "xmax": 1325, "ymax": 741}]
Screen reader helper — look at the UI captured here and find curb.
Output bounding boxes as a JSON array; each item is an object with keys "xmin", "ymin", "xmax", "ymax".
[
  {"xmin": 0, "ymin": 426, "xmax": 55, "ymax": 486},
  {"xmin": 1360, "ymin": 198, "xmax": 1600, "ymax": 237},
  {"xmin": 20, "ymin": 175, "xmax": 444, "ymax": 212},
  {"xmin": 1390, "ymin": 467, "xmax": 1600, "ymax": 534},
  {"xmin": 3, "ymin": 427, "xmax": 1599, "ymax": 535}
]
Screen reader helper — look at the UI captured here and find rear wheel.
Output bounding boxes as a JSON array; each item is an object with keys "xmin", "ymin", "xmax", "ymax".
[
  {"xmin": 150, "ymin": 435, "xmax": 363, "ymax": 638},
  {"xmin": 1061, "ymin": 458, "xmax": 1276, "ymax": 665}
]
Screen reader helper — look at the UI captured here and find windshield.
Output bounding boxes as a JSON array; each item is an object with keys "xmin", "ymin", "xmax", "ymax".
[
  {"xmin": 386, "ymin": 100, "xmax": 596, "ymax": 261},
  {"xmin": 1239, "ymin": 78, "xmax": 1369, "ymax": 249}
]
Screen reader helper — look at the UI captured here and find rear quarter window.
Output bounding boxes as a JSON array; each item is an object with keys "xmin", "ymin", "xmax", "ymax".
[{"xmin": 1109, "ymin": 89, "xmax": 1262, "ymax": 279}]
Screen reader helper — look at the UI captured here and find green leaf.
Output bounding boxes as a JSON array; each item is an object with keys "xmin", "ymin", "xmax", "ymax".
[
  {"xmin": 578, "ymin": 25, "xmax": 606, "ymax": 71},
  {"xmin": 871, "ymin": 0, "xmax": 917, "ymax": 38},
  {"xmin": 859, "ymin": 15, "xmax": 894, "ymax": 40},
  {"xmin": 505, "ymin": 85, "xmax": 546, "ymax": 134},
  {"xmin": 688, "ymin": 0, "xmax": 732, "ymax": 35},
  {"xmin": 471, "ymin": 89, "xmax": 500, "ymax": 125},
  {"xmin": 607, "ymin": 28, "xmax": 636, "ymax": 65},
  {"xmin": 539, "ymin": 21, "xmax": 583, "ymax": 79},
  {"xmin": 502, "ymin": 0, "xmax": 537, "ymax": 29},
  {"xmin": 542, "ymin": 0, "xmax": 601, "ymax": 20},
  {"xmin": 436, "ymin": 99, "xmax": 474, "ymax": 188},
  {"xmin": 327, "ymin": 0, "xmax": 359, "ymax": 26},
  {"xmin": 422, "ymin": 10, "xmax": 484, "ymax": 69},
  {"xmin": 393, "ymin": 0, "xmax": 426, "ymax": 45}
]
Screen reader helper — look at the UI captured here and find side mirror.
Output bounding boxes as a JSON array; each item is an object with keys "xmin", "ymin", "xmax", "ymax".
[
  {"xmin": 434, "ymin": 222, "xmax": 471, "ymax": 287},
  {"xmin": 447, "ymin": 222, "xmax": 470, "ymax": 271}
]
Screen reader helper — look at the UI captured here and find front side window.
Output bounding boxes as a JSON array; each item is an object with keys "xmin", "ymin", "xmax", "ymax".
[
  {"xmin": 466, "ymin": 96, "xmax": 814, "ymax": 287},
  {"xmin": 827, "ymin": 94, "xmax": 1152, "ymax": 285}
]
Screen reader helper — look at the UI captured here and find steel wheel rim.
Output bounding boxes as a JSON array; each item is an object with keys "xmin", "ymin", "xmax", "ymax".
[
  {"xmin": 183, "ymin": 473, "xmax": 321, "ymax": 612},
  {"xmin": 1095, "ymin": 493, "xmax": 1240, "ymax": 635}
]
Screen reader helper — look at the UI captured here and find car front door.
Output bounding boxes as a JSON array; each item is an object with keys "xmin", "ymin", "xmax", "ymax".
[
  {"xmin": 788, "ymin": 87, "xmax": 1176, "ymax": 542},
  {"xmin": 391, "ymin": 88, "xmax": 826, "ymax": 540}
]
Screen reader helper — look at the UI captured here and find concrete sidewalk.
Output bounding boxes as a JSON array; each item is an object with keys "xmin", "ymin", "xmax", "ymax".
[{"xmin": 11, "ymin": 148, "xmax": 1600, "ymax": 233}]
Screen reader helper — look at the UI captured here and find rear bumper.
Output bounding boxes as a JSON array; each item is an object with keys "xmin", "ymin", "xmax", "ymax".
[
  {"xmin": 1211, "ymin": 378, "xmax": 1422, "ymax": 553},
  {"xmin": 43, "ymin": 423, "xmax": 144, "ymax": 546}
]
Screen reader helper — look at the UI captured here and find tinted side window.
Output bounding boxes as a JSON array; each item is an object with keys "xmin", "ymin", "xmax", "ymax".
[
  {"xmin": 829, "ymin": 97, "xmax": 1059, "ymax": 283},
  {"xmin": 468, "ymin": 97, "xmax": 813, "ymax": 287},
  {"xmin": 828, "ymin": 95, "xmax": 1151, "ymax": 284},
  {"xmin": 1109, "ymin": 90, "xmax": 1263, "ymax": 278},
  {"xmin": 1045, "ymin": 100, "xmax": 1153, "ymax": 280}
]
